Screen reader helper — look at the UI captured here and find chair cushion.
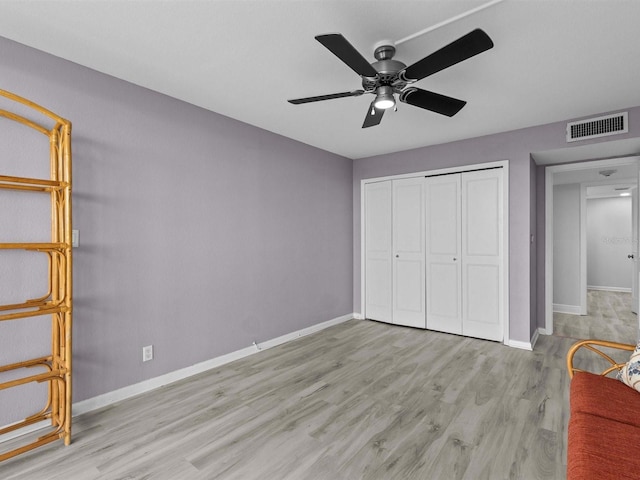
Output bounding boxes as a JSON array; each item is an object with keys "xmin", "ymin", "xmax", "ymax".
[
  {"xmin": 571, "ymin": 371, "xmax": 640, "ymax": 428},
  {"xmin": 568, "ymin": 411, "xmax": 640, "ymax": 480}
]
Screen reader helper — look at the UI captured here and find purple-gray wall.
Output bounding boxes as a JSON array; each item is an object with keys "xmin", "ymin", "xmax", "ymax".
[
  {"xmin": 0, "ymin": 36, "xmax": 353, "ymax": 426},
  {"xmin": 353, "ymin": 106, "xmax": 640, "ymax": 343}
]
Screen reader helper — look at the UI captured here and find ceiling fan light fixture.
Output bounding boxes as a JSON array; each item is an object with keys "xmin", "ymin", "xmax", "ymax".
[{"xmin": 374, "ymin": 86, "xmax": 395, "ymax": 110}]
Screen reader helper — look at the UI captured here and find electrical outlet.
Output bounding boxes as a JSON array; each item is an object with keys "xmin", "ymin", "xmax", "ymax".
[{"xmin": 142, "ymin": 345, "xmax": 153, "ymax": 362}]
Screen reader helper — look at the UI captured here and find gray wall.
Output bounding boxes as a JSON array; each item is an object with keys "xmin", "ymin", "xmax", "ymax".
[
  {"xmin": 553, "ymin": 184, "xmax": 581, "ymax": 308},
  {"xmin": 587, "ymin": 196, "xmax": 633, "ymax": 290},
  {"xmin": 0, "ymin": 36, "xmax": 353, "ymax": 426}
]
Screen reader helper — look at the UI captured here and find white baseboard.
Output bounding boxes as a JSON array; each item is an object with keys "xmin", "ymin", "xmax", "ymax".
[
  {"xmin": 506, "ymin": 325, "xmax": 541, "ymax": 351},
  {"xmin": 353, "ymin": 312, "xmax": 364, "ymax": 320},
  {"xmin": 538, "ymin": 326, "xmax": 553, "ymax": 336},
  {"xmin": 1, "ymin": 313, "xmax": 355, "ymax": 444},
  {"xmin": 239, "ymin": 313, "xmax": 355, "ymax": 353},
  {"xmin": 588, "ymin": 285, "xmax": 632, "ymax": 293},
  {"xmin": 553, "ymin": 303, "xmax": 582, "ymax": 315},
  {"xmin": 506, "ymin": 338, "xmax": 533, "ymax": 351},
  {"xmin": 530, "ymin": 329, "xmax": 540, "ymax": 349}
]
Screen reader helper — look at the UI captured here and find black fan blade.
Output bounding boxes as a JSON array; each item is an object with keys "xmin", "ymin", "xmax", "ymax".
[
  {"xmin": 399, "ymin": 88, "xmax": 466, "ymax": 117},
  {"xmin": 362, "ymin": 101, "xmax": 385, "ymax": 128},
  {"xmin": 288, "ymin": 90, "xmax": 364, "ymax": 105},
  {"xmin": 401, "ymin": 29, "xmax": 493, "ymax": 82},
  {"xmin": 316, "ymin": 34, "xmax": 378, "ymax": 78}
]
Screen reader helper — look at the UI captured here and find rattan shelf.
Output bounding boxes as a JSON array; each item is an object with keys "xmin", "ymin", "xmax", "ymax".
[
  {"xmin": 0, "ymin": 174, "xmax": 67, "ymax": 192},
  {"xmin": 0, "ymin": 243, "xmax": 68, "ymax": 251},
  {"xmin": 0, "ymin": 89, "xmax": 72, "ymax": 462}
]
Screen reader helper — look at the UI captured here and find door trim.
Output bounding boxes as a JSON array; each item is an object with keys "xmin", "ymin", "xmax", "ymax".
[{"xmin": 360, "ymin": 160, "xmax": 510, "ymax": 345}]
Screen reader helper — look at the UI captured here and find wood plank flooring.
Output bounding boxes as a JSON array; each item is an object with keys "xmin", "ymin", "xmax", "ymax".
[
  {"xmin": 554, "ymin": 289, "xmax": 637, "ymax": 343},
  {"xmin": 0, "ymin": 308, "xmax": 634, "ymax": 479}
]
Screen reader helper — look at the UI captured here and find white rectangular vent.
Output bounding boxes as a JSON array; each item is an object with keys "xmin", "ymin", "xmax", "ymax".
[{"xmin": 566, "ymin": 112, "xmax": 628, "ymax": 142}]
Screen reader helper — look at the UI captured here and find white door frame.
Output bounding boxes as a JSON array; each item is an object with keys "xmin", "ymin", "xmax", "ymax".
[
  {"xmin": 632, "ymin": 185, "xmax": 639, "ymax": 315},
  {"xmin": 544, "ymin": 156, "xmax": 640, "ymax": 334},
  {"xmin": 360, "ymin": 160, "xmax": 510, "ymax": 344}
]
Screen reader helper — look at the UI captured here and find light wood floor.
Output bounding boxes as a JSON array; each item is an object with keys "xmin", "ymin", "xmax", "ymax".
[
  {"xmin": 0, "ymin": 314, "xmax": 631, "ymax": 480},
  {"xmin": 553, "ymin": 289, "xmax": 637, "ymax": 344}
]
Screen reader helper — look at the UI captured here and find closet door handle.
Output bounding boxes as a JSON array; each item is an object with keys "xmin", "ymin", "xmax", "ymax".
[
  {"xmin": 453, "ymin": 257, "xmax": 457, "ymax": 261},
  {"xmin": 395, "ymin": 254, "xmax": 399, "ymax": 258}
]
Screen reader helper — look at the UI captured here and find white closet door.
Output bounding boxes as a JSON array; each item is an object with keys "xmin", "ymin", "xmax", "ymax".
[
  {"xmin": 425, "ymin": 174, "xmax": 462, "ymax": 335},
  {"xmin": 364, "ymin": 181, "xmax": 393, "ymax": 323},
  {"xmin": 392, "ymin": 177, "xmax": 426, "ymax": 328},
  {"xmin": 462, "ymin": 169, "xmax": 503, "ymax": 341}
]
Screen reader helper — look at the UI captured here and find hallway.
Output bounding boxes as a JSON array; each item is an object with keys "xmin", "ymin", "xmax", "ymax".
[{"xmin": 553, "ymin": 289, "xmax": 637, "ymax": 344}]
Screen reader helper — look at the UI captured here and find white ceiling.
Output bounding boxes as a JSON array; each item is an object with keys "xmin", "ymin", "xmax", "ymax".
[
  {"xmin": 552, "ymin": 156, "xmax": 638, "ymax": 198},
  {"xmin": 1, "ymin": 0, "xmax": 640, "ymax": 159},
  {"xmin": 553, "ymin": 161, "xmax": 638, "ymax": 186}
]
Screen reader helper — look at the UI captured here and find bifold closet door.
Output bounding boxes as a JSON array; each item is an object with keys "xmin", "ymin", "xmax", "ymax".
[
  {"xmin": 425, "ymin": 174, "xmax": 462, "ymax": 335},
  {"xmin": 461, "ymin": 169, "xmax": 503, "ymax": 341},
  {"xmin": 364, "ymin": 181, "xmax": 393, "ymax": 323},
  {"xmin": 392, "ymin": 177, "xmax": 426, "ymax": 328},
  {"xmin": 364, "ymin": 168, "xmax": 502, "ymax": 339},
  {"xmin": 425, "ymin": 168, "xmax": 503, "ymax": 341}
]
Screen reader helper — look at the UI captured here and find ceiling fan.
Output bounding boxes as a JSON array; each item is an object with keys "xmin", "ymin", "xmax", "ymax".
[{"xmin": 288, "ymin": 29, "xmax": 494, "ymax": 128}]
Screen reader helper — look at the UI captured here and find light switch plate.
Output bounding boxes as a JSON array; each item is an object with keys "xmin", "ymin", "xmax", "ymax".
[
  {"xmin": 143, "ymin": 345, "xmax": 153, "ymax": 362},
  {"xmin": 72, "ymin": 230, "xmax": 79, "ymax": 248}
]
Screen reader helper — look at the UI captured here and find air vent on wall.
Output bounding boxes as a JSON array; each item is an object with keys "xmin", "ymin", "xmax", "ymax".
[{"xmin": 566, "ymin": 112, "xmax": 628, "ymax": 142}]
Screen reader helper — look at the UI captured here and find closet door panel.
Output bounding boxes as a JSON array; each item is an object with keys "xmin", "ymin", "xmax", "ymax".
[
  {"xmin": 366, "ymin": 259, "xmax": 392, "ymax": 321},
  {"xmin": 462, "ymin": 169, "xmax": 503, "ymax": 341},
  {"xmin": 465, "ymin": 264, "xmax": 500, "ymax": 324},
  {"xmin": 465, "ymin": 175, "xmax": 500, "ymax": 256},
  {"xmin": 395, "ymin": 259, "xmax": 424, "ymax": 314},
  {"xmin": 429, "ymin": 262, "xmax": 460, "ymax": 318},
  {"xmin": 393, "ymin": 177, "xmax": 425, "ymax": 328},
  {"xmin": 425, "ymin": 175, "xmax": 462, "ymax": 334},
  {"xmin": 365, "ymin": 181, "xmax": 393, "ymax": 323}
]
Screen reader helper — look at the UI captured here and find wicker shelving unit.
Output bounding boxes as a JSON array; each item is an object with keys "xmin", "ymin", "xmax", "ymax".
[{"xmin": 0, "ymin": 89, "xmax": 72, "ymax": 461}]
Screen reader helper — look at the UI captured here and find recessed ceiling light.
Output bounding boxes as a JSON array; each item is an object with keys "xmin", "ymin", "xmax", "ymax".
[{"xmin": 620, "ymin": 192, "xmax": 631, "ymax": 197}]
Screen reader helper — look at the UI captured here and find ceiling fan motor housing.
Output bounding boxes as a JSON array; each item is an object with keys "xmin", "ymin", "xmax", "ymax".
[
  {"xmin": 363, "ymin": 45, "xmax": 408, "ymax": 94},
  {"xmin": 374, "ymin": 44, "xmax": 396, "ymax": 61}
]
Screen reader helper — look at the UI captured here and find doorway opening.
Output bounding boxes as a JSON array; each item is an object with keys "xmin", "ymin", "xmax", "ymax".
[{"xmin": 545, "ymin": 156, "xmax": 639, "ymax": 343}]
